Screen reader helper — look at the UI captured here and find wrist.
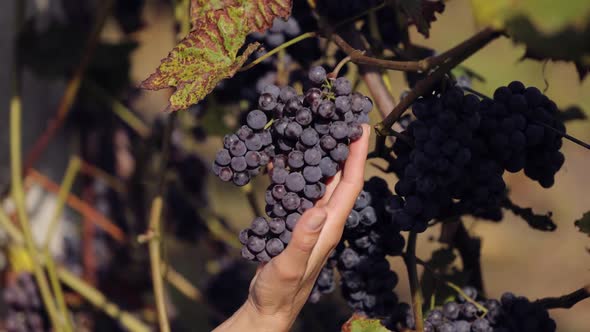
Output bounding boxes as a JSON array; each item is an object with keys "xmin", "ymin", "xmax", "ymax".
[{"xmin": 214, "ymin": 298, "xmax": 292, "ymax": 332}]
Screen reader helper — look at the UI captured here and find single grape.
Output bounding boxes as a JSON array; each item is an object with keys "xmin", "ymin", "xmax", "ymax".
[
  {"xmin": 247, "ymin": 110, "xmax": 268, "ymax": 130},
  {"xmin": 318, "ymin": 100, "xmax": 336, "ymax": 119},
  {"xmin": 231, "ymin": 156, "xmax": 247, "ymax": 172},
  {"xmin": 309, "ymin": 66, "xmax": 327, "ymax": 84},
  {"xmin": 304, "ymin": 148, "xmax": 322, "ymax": 166},
  {"xmin": 215, "ymin": 149, "xmax": 231, "ymax": 166},
  {"xmin": 250, "ymin": 217, "xmax": 269, "ymax": 236},
  {"xmin": 303, "ymin": 166, "xmax": 322, "ymax": 183},
  {"xmin": 334, "ymin": 77, "xmax": 352, "ymax": 96},
  {"xmin": 229, "ymin": 140, "xmax": 247, "ymax": 157},
  {"xmin": 301, "ymin": 127, "xmax": 320, "ymax": 146},
  {"xmin": 320, "ymin": 135, "xmax": 337, "ymax": 151},
  {"xmin": 286, "ymin": 213, "xmax": 301, "ymax": 231},
  {"xmin": 296, "ymin": 108, "xmax": 313, "ymax": 126},
  {"xmin": 271, "ymin": 167, "xmax": 289, "ymax": 184},
  {"xmin": 286, "ymin": 172, "xmax": 305, "ymax": 192},
  {"xmin": 247, "ymin": 235, "xmax": 266, "ymax": 253},
  {"xmin": 219, "ymin": 167, "xmax": 233, "ymax": 182},
  {"xmin": 269, "ymin": 218, "xmax": 286, "ymax": 234},
  {"xmin": 288, "ymin": 150, "xmax": 305, "ymax": 169},
  {"xmin": 319, "ymin": 157, "xmax": 338, "ymax": 177},
  {"xmin": 330, "ymin": 143, "xmax": 349, "ymax": 162},
  {"xmin": 282, "ymin": 192, "xmax": 301, "ymax": 211}
]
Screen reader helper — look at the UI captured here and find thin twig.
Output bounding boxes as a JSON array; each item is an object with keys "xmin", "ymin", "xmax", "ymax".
[
  {"xmin": 534, "ymin": 120, "xmax": 590, "ymax": 150},
  {"xmin": 27, "ymin": 170, "xmax": 127, "ymax": 243},
  {"xmin": 43, "ymin": 156, "xmax": 81, "ymax": 249},
  {"xmin": 45, "ymin": 251, "xmax": 74, "ymax": 332},
  {"xmin": 404, "ymin": 231, "xmax": 424, "ymax": 332},
  {"xmin": 242, "ymin": 183, "xmax": 263, "ymax": 217},
  {"xmin": 148, "ymin": 197, "xmax": 170, "ymax": 332},
  {"xmin": 162, "ymin": 263, "xmax": 202, "ymax": 301},
  {"xmin": 328, "ymin": 55, "xmax": 354, "ymax": 79},
  {"xmin": 535, "ymin": 285, "xmax": 590, "ymax": 309},
  {"xmin": 375, "ymin": 28, "xmax": 501, "ymax": 135},
  {"xmin": 445, "ymin": 281, "xmax": 488, "ymax": 315},
  {"xmin": 10, "ymin": 98, "xmax": 62, "ymax": 331},
  {"xmin": 57, "ymin": 267, "xmax": 151, "ymax": 332},
  {"xmin": 79, "ymin": 159, "xmax": 126, "ymax": 194},
  {"xmin": 240, "ymin": 33, "xmax": 317, "ymax": 72},
  {"xmin": 161, "ymin": 263, "xmax": 228, "ymax": 322}
]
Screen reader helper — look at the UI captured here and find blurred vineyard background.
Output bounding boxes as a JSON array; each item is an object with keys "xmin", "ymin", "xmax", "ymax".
[{"xmin": 0, "ymin": 0, "xmax": 588, "ymax": 331}]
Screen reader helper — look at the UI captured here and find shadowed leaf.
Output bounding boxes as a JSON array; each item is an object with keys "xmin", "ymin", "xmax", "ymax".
[
  {"xmin": 575, "ymin": 211, "xmax": 590, "ymax": 236},
  {"xmin": 558, "ymin": 106, "xmax": 588, "ymax": 123},
  {"xmin": 502, "ymin": 198, "xmax": 557, "ymax": 231},
  {"xmin": 470, "ymin": 0, "xmax": 590, "ymax": 80},
  {"xmin": 397, "ymin": 0, "xmax": 445, "ymax": 37}
]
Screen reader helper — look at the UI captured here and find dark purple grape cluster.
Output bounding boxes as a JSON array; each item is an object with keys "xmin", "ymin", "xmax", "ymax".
[
  {"xmin": 309, "ymin": 245, "xmax": 341, "ymax": 303},
  {"xmin": 2, "ymin": 273, "xmax": 48, "ymax": 332},
  {"xmin": 397, "ymin": 287, "xmax": 555, "ymax": 332},
  {"xmin": 212, "ymin": 117, "xmax": 274, "ymax": 187},
  {"xmin": 388, "ymin": 83, "xmax": 567, "ymax": 229},
  {"xmin": 212, "ymin": 66, "xmax": 372, "ymax": 262},
  {"xmin": 309, "ymin": 178, "xmax": 405, "ymax": 317},
  {"xmin": 389, "ymin": 88, "xmax": 484, "ymax": 231},
  {"xmin": 479, "ymin": 81, "xmax": 565, "ymax": 188}
]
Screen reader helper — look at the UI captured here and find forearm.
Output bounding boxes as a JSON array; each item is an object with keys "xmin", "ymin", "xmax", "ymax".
[{"xmin": 213, "ymin": 300, "xmax": 292, "ymax": 332}]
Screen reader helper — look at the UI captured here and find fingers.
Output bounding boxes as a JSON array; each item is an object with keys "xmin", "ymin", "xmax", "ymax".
[
  {"xmin": 326, "ymin": 124, "xmax": 370, "ymax": 219},
  {"xmin": 270, "ymin": 208, "xmax": 328, "ymax": 281},
  {"xmin": 315, "ymin": 170, "xmax": 341, "ymax": 207},
  {"xmin": 307, "ymin": 125, "xmax": 370, "ymax": 267}
]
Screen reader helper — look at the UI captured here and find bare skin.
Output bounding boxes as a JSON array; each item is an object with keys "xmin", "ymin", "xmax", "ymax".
[{"xmin": 213, "ymin": 124, "xmax": 371, "ymax": 332}]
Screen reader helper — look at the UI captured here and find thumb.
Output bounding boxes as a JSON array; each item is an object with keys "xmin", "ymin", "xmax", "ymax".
[{"xmin": 271, "ymin": 208, "xmax": 328, "ymax": 280}]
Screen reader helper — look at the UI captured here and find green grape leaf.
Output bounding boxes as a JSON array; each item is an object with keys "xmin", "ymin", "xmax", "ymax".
[
  {"xmin": 397, "ymin": 0, "xmax": 445, "ymax": 37},
  {"xmin": 343, "ymin": 315, "xmax": 391, "ymax": 332},
  {"xmin": 470, "ymin": 0, "xmax": 590, "ymax": 79},
  {"xmin": 191, "ymin": 0, "xmax": 293, "ymax": 32},
  {"xmin": 190, "ymin": 0, "xmax": 234, "ymax": 20},
  {"xmin": 141, "ymin": 7, "xmax": 259, "ymax": 111},
  {"xmin": 575, "ymin": 211, "xmax": 590, "ymax": 236},
  {"xmin": 470, "ymin": 0, "xmax": 590, "ymax": 33},
  {"xmin": 145, "ymin": 0, "xmax": 293, "ymax": 111},
  {"xmin": 242, "ymin": 0, "xmax": 293, "ymax": 32}
]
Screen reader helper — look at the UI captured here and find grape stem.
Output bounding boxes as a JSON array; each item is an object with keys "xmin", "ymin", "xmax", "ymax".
[
  {"xmin": 445, "ymin": 281, "xmax": 488, "ymax": 315},
  {"xmin": 242, "ymin": 183, "xmax": 264, "ymax": 217},
  {"xmin": 240, "ymin": 32, "xmax": 318, "ymax": 72},
  {"xmin": 535, "ymin": 285, "xmax": 590, "ymax": 309},
  {"xmin": 373, "ymin": 28, "xmax": 501, "ymax": 136},
  {"xmin": 328, "ymin": 54, "xmax": 354, "ymax": 79},
  {"xmin": 331, "ymin": 27, "xmax": 500, "ymax": 73},
  {"xmin": 404, "ymin": 231, "xmax": 424, "ymax": 332},
  {"xmin": 147, "ymin": 196, "xmax": 171, "ymax": 332}
]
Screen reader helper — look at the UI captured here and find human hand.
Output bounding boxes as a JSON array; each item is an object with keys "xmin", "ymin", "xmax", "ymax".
[{"xmin": 214, "ymin": 124, "xmax": 370, "ymax": 332}]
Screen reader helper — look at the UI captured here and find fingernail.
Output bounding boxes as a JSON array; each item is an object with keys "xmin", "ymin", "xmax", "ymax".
[{"xmin": 306, "ymin": 210, "xmax": 327, "ymax": 231}]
